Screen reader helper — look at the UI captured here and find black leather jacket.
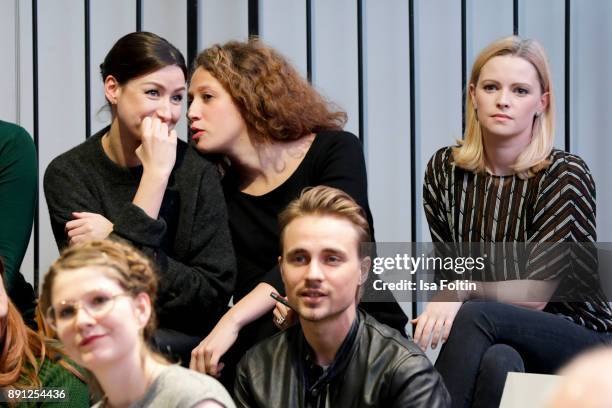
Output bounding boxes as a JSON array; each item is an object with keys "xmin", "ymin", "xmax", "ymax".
[{"xmin": 234, "ymin": 310, "xmax": 450, "ymax": 407}]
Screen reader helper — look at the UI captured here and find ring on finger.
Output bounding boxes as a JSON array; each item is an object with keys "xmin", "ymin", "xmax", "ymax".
[{"xmin": 276, "ymin": 316, "xmax": 286, "ymax": 325}]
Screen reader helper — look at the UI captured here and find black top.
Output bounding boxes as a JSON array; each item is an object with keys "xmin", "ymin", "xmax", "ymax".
[
  {"xmin": 223, "ymin": 130, "xmax": 373, "ymax": 300},
  {"xmin": 234, "ymin": 310, "xmax": 450, "ymax": 408},
  {"xmin": 223, "ymin": 131, "xmax": 407, "ymax": 334},
  {"xmin": 44, "ymin": 127, "xmax": 236, "ymax": 336}
]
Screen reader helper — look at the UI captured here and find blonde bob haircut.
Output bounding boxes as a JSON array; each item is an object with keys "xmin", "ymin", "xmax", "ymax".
[{"xmin": 453, "ymin": 36, "xmax": 555, "ymax": 179}]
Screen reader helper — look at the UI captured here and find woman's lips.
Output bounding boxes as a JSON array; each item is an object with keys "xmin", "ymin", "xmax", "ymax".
[
  {"xmin": 191, "ymin": 130, "xmax": 206, "ymax": 141},
  {"xmin": 79, "ymin": 334, "xmax": 105, "ymax": 347}
]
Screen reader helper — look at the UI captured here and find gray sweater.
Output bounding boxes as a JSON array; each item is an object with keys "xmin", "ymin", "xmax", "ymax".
[
  {"xmin": 44, "ymin": 127, "xmax": 236, "ymax": 336},
  {"xmin": 92, "ymin": 365, "xmax": 236, "ymax": 408}
]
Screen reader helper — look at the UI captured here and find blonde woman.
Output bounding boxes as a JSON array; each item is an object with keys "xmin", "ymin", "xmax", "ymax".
[
  {"xmin": 39, "ymin": 240, "xmax": 235, "ymax": 408},
  {"xmin": 417, "ymin": 36, "xmax": 612, "ymax": 408}
]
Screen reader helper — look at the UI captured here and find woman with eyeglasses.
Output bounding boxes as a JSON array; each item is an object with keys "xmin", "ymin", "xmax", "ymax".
[
  {"xmin": 0, "ymin": 257, "xmax": 88, "ymax": 407},
  {"xmin": 39, "ymin": 240, "xmax": 235, "ymax": 408}
]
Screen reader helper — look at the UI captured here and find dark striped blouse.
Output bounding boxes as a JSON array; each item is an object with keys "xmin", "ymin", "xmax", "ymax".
[{"xmin": 423, "ymin": 146, "xmax": 612, "ymax": 331}]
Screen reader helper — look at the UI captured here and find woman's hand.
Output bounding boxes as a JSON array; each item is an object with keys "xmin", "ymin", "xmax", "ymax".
[
  {"xmin": 411, "ymin": 301, "xmax": 462, "ymax": 351},
  {"xmin": 272, "ymin": 296, "xmax": 297, "ymax": 330},
  {"xmin": 65, "ymin": 212, "xmax": 113, "ymax": 245},
  {"xmin": 135, "ymin": 116, "xmax": 177, "ymax": 179},
  {"xmin": 190, "ymin": 315, "xmax": 240, "ymax": 377}
]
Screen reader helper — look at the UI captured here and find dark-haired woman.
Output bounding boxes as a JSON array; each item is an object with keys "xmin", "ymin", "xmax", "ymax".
[
  {"xmin": 43, "ymin": 32, "xmax": 235, "ymax": 363},
  {"xmin": 187, "ymin": 39, "xmax": 407, "ymax": 385}
]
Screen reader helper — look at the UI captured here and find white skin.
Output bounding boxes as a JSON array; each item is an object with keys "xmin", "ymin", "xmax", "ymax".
[
  {"xmin": 280, "ymin": 215, "xmax": 370, "ymax": 366},
  {"xmin": 413, "ymin": 55, "xmax": 555, "ymax": 352},
  {"xmin": 0, "ymin": 275, "xmax": 8, "ymax": 318},
  {"xmin": 188, "ymin": 67, "xmax": 315, "ymax": 376},
  {"xmin": 51, "ymin": 267, "xmax": 222, "ymax": 408},
  {"xmin": 65, "ymin": 65, "xmax": 186, "ymax": 245}
]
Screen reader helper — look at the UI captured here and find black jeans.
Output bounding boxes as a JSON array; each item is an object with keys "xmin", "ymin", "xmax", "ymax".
[{"xmin": 434, "ymin": 301, "xmax": 612, "ymax": 408}]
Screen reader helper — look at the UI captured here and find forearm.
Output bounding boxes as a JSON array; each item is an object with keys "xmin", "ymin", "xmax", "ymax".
[
  {"xmin": 224, "ymin": 282, "xmax": 277, "ymax": 329},
  {"xmin": 462, "ymin": 279, "xmax": 558, "ymax": 310},
  {"xmin": 132, "ymin": 170, "xmax": 169, "ymax": 219}
]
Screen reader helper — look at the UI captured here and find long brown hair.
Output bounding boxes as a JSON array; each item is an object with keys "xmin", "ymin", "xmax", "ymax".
[
  {"xmin": 193, "ymin": 39, "xmax": 347, "ymax": 142},
  {"xmin": 0, "ymin": 258, "xmax": 82, "ymax": 391}
]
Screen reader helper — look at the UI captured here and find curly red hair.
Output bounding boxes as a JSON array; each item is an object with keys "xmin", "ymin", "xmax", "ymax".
[{"xmin": 193, "ymin": 39, "xmax": 347, "ymax": 142}]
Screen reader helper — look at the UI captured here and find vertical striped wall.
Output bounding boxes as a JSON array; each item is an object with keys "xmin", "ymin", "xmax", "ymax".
[{"xmin": 1, "ymin": 1, "xmax": 611, "ymax": 308}]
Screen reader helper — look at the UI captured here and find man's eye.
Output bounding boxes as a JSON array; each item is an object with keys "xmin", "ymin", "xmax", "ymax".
[
  {"xmin": 292, "ymin": 255, "xmax": 307, "ymax": 264},
  {"xmin": 326, "ymin": 256, "xmax": 342, "ymax": 264}
]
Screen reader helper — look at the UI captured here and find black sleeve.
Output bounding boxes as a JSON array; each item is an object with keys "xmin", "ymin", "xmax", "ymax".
[
  {"xmin": 44, "ymin": 158, "xmax": 107, "ymax": 250},
  {"xmin": 234, "ymin": 355, "xmax": 257, "ymax": 408},
  {"xmin": 139, "ymin": 162, "xmax": 236, "ymax": 335},
  {"xmin": 423, "ymin": 148, "xmax": 453, "ymax": 243},
  {"xmin": 389, "ymin": 354, "xmax": 451, "ymax": 408}
]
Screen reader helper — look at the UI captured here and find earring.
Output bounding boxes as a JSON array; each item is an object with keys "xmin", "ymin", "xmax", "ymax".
[{"xmin": 535, "ymin": 112, "xmax": 542, "ymax": 118}]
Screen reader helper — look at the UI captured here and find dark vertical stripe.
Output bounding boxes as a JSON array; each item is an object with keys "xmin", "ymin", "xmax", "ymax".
[
  {"xmin": 32, "ymin": 0, "xmax": 39, "ymax": 292},
  {"xmin": 84, "ymin": 0, "xmax": 91, "ymax": 139},
  {"xmin": 461, "ymin": 0, "xmax": 467, "ymax": 132},
  {"xmin": 136, "ymin": 0, "xmax": 142, "ymax": 31},
  {"xmin": 408, "ymin": 0, "xmax": 417, "ymax": 328},
  {"xmin": 306, "ymin": 0, "xmax": 312, "ymax": 83},
  {"xmin": 248, "ymin": 0, "xmax": 259, "ymax": 37},
  {"xmin": 356, "ymin": 0, "xmax": 364, "ymax": 142},
  {"xmin": 513, "ymin": 0, "xmax": 519, "ymax": 35},
  {"xmin": 187, "ymin": 0, "xmax": 198, "ymax": 67},
  {"xmin": 564, "ymin": 0, "xmax": 571, "ymax": 152}
]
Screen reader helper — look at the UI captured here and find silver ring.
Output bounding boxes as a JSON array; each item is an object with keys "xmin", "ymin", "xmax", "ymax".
[{"xmin": 276, "ymin": 316, "xmax": 286, "ymax": 325}]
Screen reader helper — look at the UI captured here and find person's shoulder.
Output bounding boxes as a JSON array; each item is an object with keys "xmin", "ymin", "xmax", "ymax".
[
  {"xmin": 361, "ymin": 312, "xmax": 426, "ymax": 358},
  {"xmin": 45, "ymin": 132, "xmax": 102, "ymax": 175},
  {"xmin": 154, "ymin": 365, "xmax": 235, "ymax": 407},
  {"xmin": 427, "ymin": 146, "xmax": 454, "ymax": 167},
  {"xmin": 240, "ymin": 328, "xmax": 293, "ymax": 369},
  {"xmin": 175, "ymin": 141, "xmax": 218, "ymax": 174},
  {"xmin": 0, "ymin": 120, "xmax": 34, "ymax": 149},
  {"xmin": 547, "ymin": 149, "xmax": 592, "ymax": 176},
  {"xmin": 314, "ymin": 130, "xmax": 361, "ymax": 149},
  {"xmin": 543, "ymin": 149, "xmax": 594, "ymax": 187}
]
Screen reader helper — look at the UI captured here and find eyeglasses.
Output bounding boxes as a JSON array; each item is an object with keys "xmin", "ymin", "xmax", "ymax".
[{"xmin": 46, "ymin": 291, "xmax": 131, "ymax": 331}]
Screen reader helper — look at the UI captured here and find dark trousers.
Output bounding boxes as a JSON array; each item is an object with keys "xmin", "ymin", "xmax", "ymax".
[{"xmin": 435, "ymin": 301, "xmax": 612, "ymax": 408}]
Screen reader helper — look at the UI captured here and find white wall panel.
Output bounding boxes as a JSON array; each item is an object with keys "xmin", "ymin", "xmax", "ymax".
[
  {"xmin": 466, "ymin": 0, "xmax": 513, "ymax": 71},
  {"xmin": 519, "ymin": 0, "xmax": 566, "ymax": 149},
  {"xmin": 259, "ymin": 0, "xmax": 307, "ymax": 77},
  {"xmin": 571, "ymin": 0, "xmax": 612, "ymax": 240},
  {"xmin": 200, "ymin": 0, "xmax": 248, "ymax": 48},
  {"xmin": 0, "ymin": 0, "xmax": 17, "ymax": 122},
  {"xmin": 363, "ymin": 0, "xmax": 411, "ymax": 243},
  {"xmin": 38, "ymin": 0, "xmax": 86, "ymax": 275},
  {"xmin": 90, "ymin": 0, "xmax": 136, "ymax": 134},
  {"xmin": 415, "ymin": 0, "xmax": 463, "ymax": 242},
  {"xmin": 311, "ymin": 0, "xmax": 359, "ymax": 136}
]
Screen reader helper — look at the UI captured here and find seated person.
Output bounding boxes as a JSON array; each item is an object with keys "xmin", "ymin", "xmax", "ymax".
[
  {"xmin": 0, "ymin": 120, "xmax": 37, "ymax": 325},
  {"xmin": 0, "ymin": 258, "xmax": 88, "ymax": 407},
  {"xmin": 43, "ymin": 32, "xmax": 235, "ymax": 362},
  {"xmin": 39, "ymin": 239, "xmax": 235, "ymax": 408},
  {"xmin": 234, "ymin": 186, "xmax": 449, "ymax": 408}
]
